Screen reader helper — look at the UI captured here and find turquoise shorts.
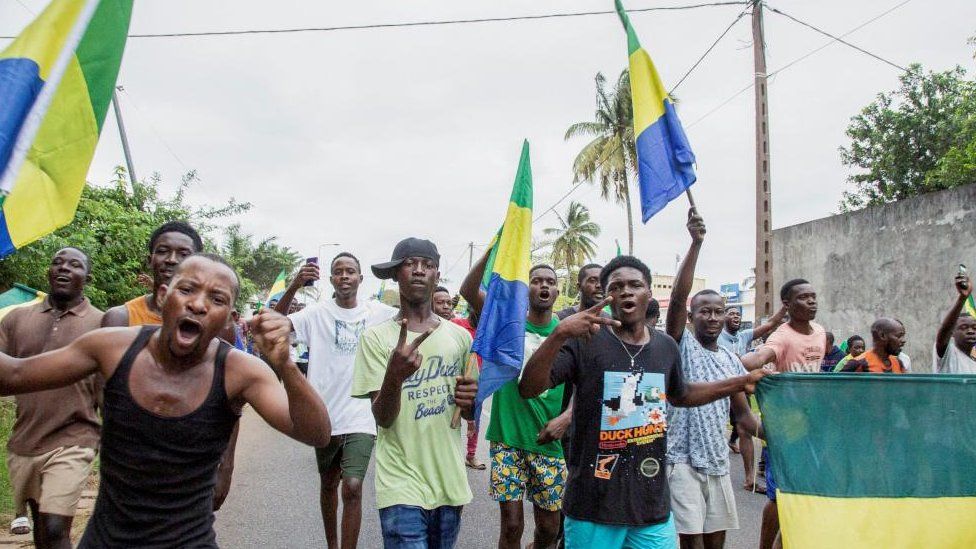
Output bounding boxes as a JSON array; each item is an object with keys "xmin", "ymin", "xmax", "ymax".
[{"xmin": 564, "ymin": 514, "xmax": 677, "ymax": 549}]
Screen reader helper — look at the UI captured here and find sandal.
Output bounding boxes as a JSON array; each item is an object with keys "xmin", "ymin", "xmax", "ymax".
[
  {"xmin": 465, "ymin": 457, "xmax": 486, "ymax": 470},
  {"xmin": 10, "ymin": 516, "xmax": 30, "ymax": 535}
]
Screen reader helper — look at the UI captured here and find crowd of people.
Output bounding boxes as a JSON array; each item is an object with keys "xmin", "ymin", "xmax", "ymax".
[{"xmin": 0, "ymin": 210, "xmax": 973, "ymax": 549}]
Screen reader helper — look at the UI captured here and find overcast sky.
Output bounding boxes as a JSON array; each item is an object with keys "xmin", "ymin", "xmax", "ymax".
[{"xmin": 3, "ymin": 0, "xmax": 975, "ymax": 301}]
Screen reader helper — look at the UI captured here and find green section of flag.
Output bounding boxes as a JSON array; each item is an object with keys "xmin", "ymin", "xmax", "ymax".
[
  {"xmin": 757, "ymin": 373, "xmax": 976, "ymax": 498},
  {"xmin": 75, "ymin": 0, "xmax": 133, "ymax": 130},
  {"xmin": 614, "ymin": 0, "xmax": 642, "ymax": 56}
]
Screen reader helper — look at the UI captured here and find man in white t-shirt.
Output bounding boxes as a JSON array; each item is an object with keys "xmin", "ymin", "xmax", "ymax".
[
  {"xmin": 934, "ymin": 272, "xmax": 976, "ymax": 374},
  {"xmin": 275, "ymin": 252, "xmax": 396, "ymax": 549}
]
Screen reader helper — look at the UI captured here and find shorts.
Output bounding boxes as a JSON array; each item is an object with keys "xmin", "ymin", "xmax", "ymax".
[
  {"xmin": 315, "ymin": 433, "xmax": 375, "ymax": 479},
  {"xmin": 378, "ymin": 504, "xmax": 461, "ymax": 549},
  {"xmin": 563, "ymin": 514, "xmax": 677, "ymax": 549},
  {"xmin": 762, "ymin": 447, "xmax": 778, "ymax": 502},
  {"xmin": 489, "ymin": 441, "xmax": 566, "ymax": 512},
  {"xmin": 667, "ymin": 463, "xmax": 738, "ymax": 534},
  {"xmin": 7, "ymin": 445, "xmax": 96, "ymax": 516}
]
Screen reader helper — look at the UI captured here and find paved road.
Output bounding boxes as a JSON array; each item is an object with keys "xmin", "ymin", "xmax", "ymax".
[{"xmin": 216, "ymin": 407, "xmax": 766, "ymax": 548}]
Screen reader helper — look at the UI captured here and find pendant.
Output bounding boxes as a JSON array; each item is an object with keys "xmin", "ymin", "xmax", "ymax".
[{"xmin": 630, "ymin": 358, "xmax": 635, "ymax": 369}]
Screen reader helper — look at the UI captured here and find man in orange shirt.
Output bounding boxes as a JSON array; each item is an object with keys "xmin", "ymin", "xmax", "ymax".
[
  {"xmin": 841, "ymin": 318, "xmax": 906, "ymax": 374},
  {"xmin": 102, "ymin": 221, "xmax": 204, "ymax": 327}
]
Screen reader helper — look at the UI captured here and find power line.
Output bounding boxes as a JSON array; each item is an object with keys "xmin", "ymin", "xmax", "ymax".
[
  {"xmin": 765, "ymin": 5, "xmax": 907, "ymax": 72},
  {"xmin": 534, "ymin": 143, "xmax": 625, "ymax": 223},
  {"xmin": 0, "ymin": 2, "xmax": 749, "ymax": 40},
  {"xmin": 670, "ymin": 3, "xmax": 751, "ymax": 94},
  {"xmin": 686, "ymin": 0, "xmax": 911, "ymax": 129}
]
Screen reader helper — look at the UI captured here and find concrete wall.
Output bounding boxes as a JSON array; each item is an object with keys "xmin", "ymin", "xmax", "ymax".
[{"xmin": 772, "ymin": 184, "xmax": 976, "ymax": 371}]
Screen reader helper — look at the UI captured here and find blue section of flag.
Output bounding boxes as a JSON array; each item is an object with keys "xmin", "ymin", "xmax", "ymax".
[
  {"xmin": 473, "ymin": 272, "xmax": 529, "ymax": 408},
  {"xmin": 0, "ymin": 58, "xmax": 44, "ymax": 172},
  {"xmin": 636, "ymin": 100, "xmax": 696, "ymax": 222}
]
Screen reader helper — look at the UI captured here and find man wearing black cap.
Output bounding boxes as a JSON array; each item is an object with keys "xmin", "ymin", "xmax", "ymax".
[{"xmin": 351, "ymin": 238, "xmax": 479, "ymax": 548}]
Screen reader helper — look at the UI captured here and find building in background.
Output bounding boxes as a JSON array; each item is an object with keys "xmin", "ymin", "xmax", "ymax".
[
  {"xmin": 654, "ymin": 273, "xmax": 706, "ymax": 326},
  {"xmin": 721, "ymin": 271, "xmax": 756, "ymax": 327}
]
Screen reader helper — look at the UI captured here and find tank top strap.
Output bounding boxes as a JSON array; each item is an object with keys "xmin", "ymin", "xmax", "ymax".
[
  {"xmin": 211, "ymin": 340, "xmax": 239, "ymax": 415},
  {"xmin": 115, "ymin": 326, "xmax": 157, "ymax": 377}
]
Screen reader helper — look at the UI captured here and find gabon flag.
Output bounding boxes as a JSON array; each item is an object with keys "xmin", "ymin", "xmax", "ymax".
[
  {"xmin": 0, "ymin": 0, "xmax": 133, "ymax": 258},
  {"xmin": 757, "ymin": 373, "xmax": 976, "ymax": 548},
  {"xmin": 614, "ymin": 0, "xmax": 696, "ymax": 222},
  {"xmin": 472, "ymin": 140, "xmax": 533, "ymax": 410}
]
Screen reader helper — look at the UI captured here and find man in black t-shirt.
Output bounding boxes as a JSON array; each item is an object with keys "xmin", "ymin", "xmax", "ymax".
[{"xmin": 520, "ymin": 256, "xmax": 769, "ymax": 549}]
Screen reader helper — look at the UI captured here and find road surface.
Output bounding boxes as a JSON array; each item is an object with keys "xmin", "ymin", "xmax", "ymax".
[{"xmin": 216, "ymin": 406, "xmax": 766, "ymax": 548}]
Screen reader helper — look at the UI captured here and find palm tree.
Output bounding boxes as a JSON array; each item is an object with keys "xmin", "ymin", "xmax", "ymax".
[
  {"xmin": 565, "ymin": 70, "xmax": 638, "ymax": 254},
  {"xmin": 544, "ymin": 201, "xmax": 601, "ymax": 297}
]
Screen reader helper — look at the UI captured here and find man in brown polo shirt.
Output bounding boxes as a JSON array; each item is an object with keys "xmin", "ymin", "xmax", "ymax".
[{"xmin": 0, "ymin": 247, "xmax": 103, "ymax": 549}]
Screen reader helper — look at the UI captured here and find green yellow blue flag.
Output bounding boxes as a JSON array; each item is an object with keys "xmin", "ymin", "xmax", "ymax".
[
  {"xmin": 757, "ymin": 374, "xmax": 976, "ymax": 548},
  {"xmin": 965, "ymin": 294, "xmax": 976, "ymax": 318},
  {"xmin": 614, "ymin": 0, "xmax": 696, "ymax": 222},
  {"xmin": 473, "ymin": 140, "xmax": 532, "ymax": 408},
  {"xmin": 267, "ymin": 270, "xmax": 287, "ymax": 305},
  {"xmin": 0, "ymin": 0, "xmax": 133, "ymax": 257}
]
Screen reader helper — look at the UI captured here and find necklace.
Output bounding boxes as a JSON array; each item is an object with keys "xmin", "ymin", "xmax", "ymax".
[{"xmin": 610, "ymin": 326, "xmax": 651, "ymax": 369}]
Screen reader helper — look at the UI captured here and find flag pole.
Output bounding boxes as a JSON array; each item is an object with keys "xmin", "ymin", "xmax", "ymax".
[
  {"xmin": 112, "ymin": 88, "xmax": 138, "ymax": 189},
  {"xmin": 450, "ymin": 354, "xmax": 480, "ymax": 429},
  {"xmin": 685, "ymin": 188, "xmax": 698, "ymax": 211}
]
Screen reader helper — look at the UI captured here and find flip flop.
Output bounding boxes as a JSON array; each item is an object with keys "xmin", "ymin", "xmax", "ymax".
[
  {"xmin": 465, "ymin": 457, "xmax": 486, "ymax": 470},
  {"xmin": 10, "ymin": 517, "xmax": 30, "ymax": 535},
  {"xmin": 744, "ymin": 483, "xmax": 767, "ymax": 495}
]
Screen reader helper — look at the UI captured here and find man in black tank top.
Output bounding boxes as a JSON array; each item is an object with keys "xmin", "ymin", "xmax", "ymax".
[{"xmin": 0, "ymin": 254, "xmax": 331, "ymax": 548}]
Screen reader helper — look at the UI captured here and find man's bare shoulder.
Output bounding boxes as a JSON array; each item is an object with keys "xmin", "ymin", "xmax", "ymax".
[{"xmin": 101, "ymin": 304, "xmax": 131, "ymax": 327}]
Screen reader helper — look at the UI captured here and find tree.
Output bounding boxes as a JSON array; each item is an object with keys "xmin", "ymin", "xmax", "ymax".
[
  {"xmin": 544, "ymin": 201, "xmax": 601, "ymax": 297},
  {"xmin": 0, "ymin": 167, "xmax": 295, "ymax": 311},
  {"xmin": 219, "ymin": 224, "xmax": 302, "ymax": 308},
  {"xmin": 565, "ymin": 70, "xmax": 638, "ymax": 253},
  {"xmin": 840, "ymin": 64, "xmax": 976, "ymax": 211}
]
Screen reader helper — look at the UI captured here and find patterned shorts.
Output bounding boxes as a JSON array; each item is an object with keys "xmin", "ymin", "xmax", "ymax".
[{"xmin": 489, "ymin": 441, "xmax": 567, "ymax": 512}]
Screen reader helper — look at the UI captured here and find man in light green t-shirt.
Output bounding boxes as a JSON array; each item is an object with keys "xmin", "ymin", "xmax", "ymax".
[
  {"xmin": 351, "ymin": 238, "xmax": 478, "ymax": 548},
  {"xmin": 460, "ymin": 255, "xmax": 569, "ymax": 549}
]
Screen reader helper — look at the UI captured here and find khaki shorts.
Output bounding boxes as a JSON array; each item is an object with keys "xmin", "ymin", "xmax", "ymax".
[
  {"xmin": 667, "ymin": 462, "xmax": 738, "ymax": 535},
  {"xmin": 7, "ymin": 446, "xmax": 96, "ymax": 517}
]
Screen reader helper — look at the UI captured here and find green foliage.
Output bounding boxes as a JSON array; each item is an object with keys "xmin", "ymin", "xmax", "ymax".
[
  {"xmin": 565, "ymin": 70, "xmax": 637, "ymax": 253},
  {"xmin": 840, "ymin": 64, "xmax": 976, "ymax": 211},
  {"xmin": 0, "ymin": 399, "xmax": 15, "ymax": 518},
  {"xmin": 544, "ymin": 201, "xmax": 601, "ymax": 297},
  {"xmin": 0, "ymin": 167, "xmax": 297, "ymax": 311},
  {"xmin": 218, "ymin": 224, "xmax": 301, "ymax": 309}
]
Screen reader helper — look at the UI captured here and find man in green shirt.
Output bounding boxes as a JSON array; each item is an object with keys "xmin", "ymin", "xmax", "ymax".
[
  {"xmin": 351, "ymin": 238, "xmax": 478, "ymax": 548},
  {"xmin": 461, "ymin": 253, "xmax": 569, "ymax": 549}
]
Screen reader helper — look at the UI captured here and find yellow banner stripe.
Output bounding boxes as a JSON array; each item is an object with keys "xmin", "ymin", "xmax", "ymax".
[
  {"xmin": 629, "ymin": 47, "xmax": 668, "ymax": 136},
  {"xmin": 778, "ymin": 492, "xmax": 976, "ymax": 549},
  {"xmin": 0, "ymin": 0, "xmax": 86, "ymax": 81},
  {"xmin": 492, "ymin": 202, "xmax": 531, "ymax": 283},
  {"xmin": 5, "ymin": 55, "xmax": 97, "ymax": 248}
]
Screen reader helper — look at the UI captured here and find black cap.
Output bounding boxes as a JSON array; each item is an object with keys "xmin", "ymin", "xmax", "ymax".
[{"xmin": 371, "ymin": 238, "xmax": 440, "ymax": 280}]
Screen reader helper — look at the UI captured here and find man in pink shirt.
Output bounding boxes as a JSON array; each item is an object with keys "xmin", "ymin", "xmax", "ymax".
[{"xmin": 741, "ymin": 278, "xmax": 826, "ymax": 549}]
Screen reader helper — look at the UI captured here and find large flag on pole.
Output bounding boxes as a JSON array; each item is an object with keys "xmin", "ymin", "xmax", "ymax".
[
  {"xmin": 757, "ymin": 373, "xmax": 976, "ymax": 548},
  {"xmin": 0, "ymin": 0, "xmax": 133, "ymax": 257},
  {"xmin": 614, "ymin": 0, "xmax": 696, "ymax": 222},
  {"xmin": 473, "ymin": 140, "xmax": 533, "ymax": 409}
]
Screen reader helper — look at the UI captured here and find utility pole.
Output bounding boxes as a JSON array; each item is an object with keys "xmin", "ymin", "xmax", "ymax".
[
  {"xmin": 752, "ymin": 0, "xmax": 774, "ymax": 321},
  {"xmin": 111, "ymin": 88, "xmax": 138, "ymax": 189},
  {"xmin": 467, "ymin": 242, "xmax": 475, "ymax": 269}
]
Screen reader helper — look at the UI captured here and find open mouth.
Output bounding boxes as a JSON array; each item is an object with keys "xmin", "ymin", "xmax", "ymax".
[
  {"xmin": 176, "ymin": 318, "xmax": 203, "ymax": 346},
  {"xmin": 620, "ymin": 301, "xmax": 637, "ymax": 314},
  {"xmin": 54, "ymin": 275, "xmax": 71, "ymax": 284},
  {"xmin": 539, "ymin": 290, "xmax": 551, "ymax": 300}
]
